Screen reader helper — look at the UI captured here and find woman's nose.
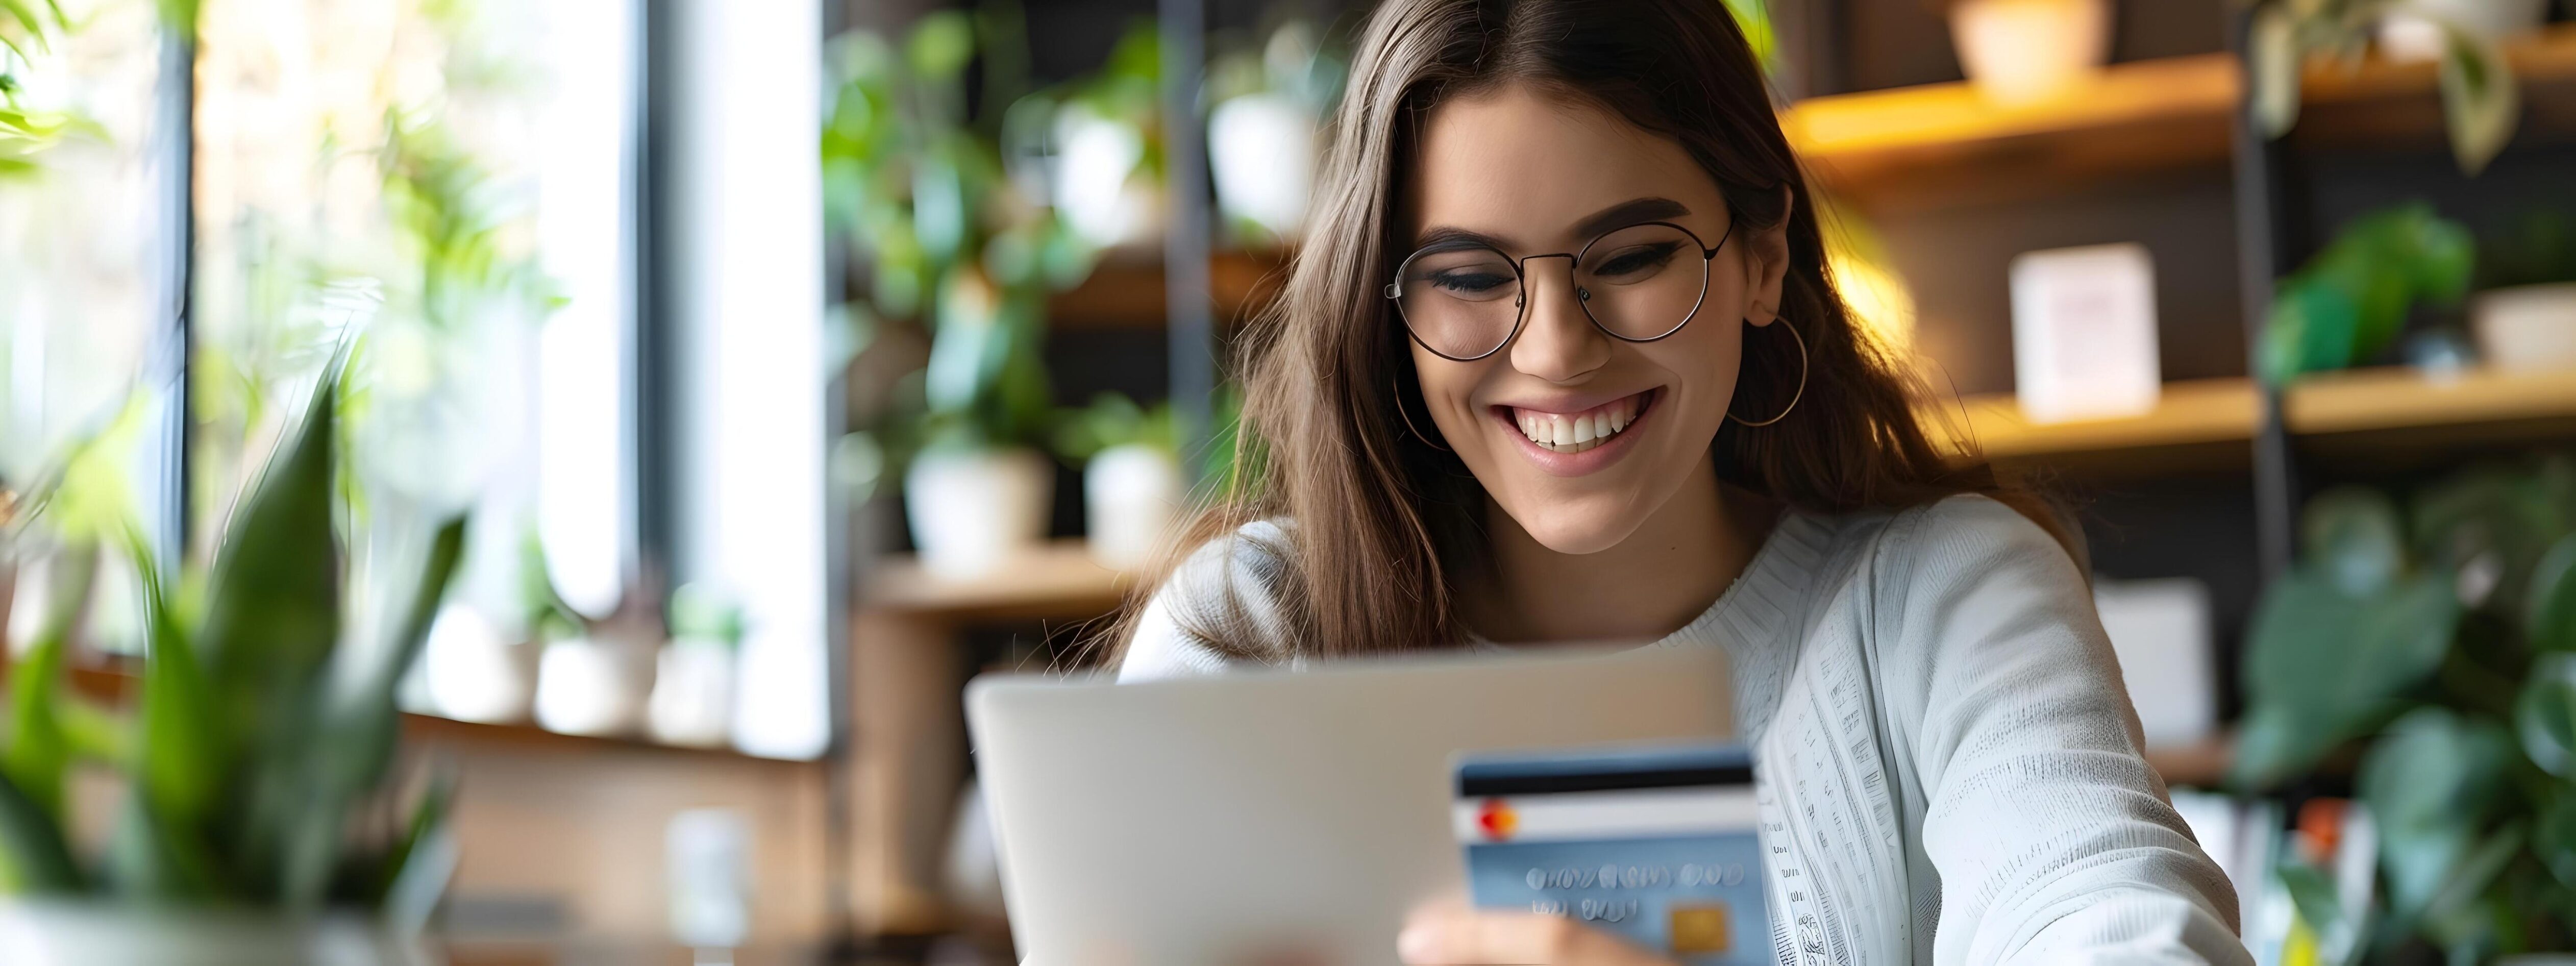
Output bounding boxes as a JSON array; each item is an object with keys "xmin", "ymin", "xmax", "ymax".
[{"xmin": 1509, "ymin": 257, "xmax": 1611, "ymax": 383}]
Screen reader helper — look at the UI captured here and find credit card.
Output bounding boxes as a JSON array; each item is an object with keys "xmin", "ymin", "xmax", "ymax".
[{"xmin": 1453, "ymin": 744, "xmax": 1771, "ymax": 965}]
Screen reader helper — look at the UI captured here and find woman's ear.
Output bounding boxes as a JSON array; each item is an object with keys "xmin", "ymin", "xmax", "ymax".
[{"xmin": 1741, "ymin": 186, "xmax": 1794, "ymax": 328}]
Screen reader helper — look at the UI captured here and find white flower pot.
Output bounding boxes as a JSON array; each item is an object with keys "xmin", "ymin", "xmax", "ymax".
[
  {"xmin": 2379, "ymin": 0, "xmax": 2549, "ymax": 63},
  {"xmin": 648, "ymin": 638, "xmax": 737, "ymax": 748},
  {"xmin": 534, "ymin": 635, "xmax": 658, "ymax": 737},
  {"xmin": 1948, "ymin": 0, "xmax": 2113, "ymax": 106},
  {"xmin": 0, "ymin": 903, "xmax": 432, "ymax": 966},
  {"xmin": 2472, "ymin": 283, "xmax": 2576, "ymax": 372},
  {"xmin": 1210, "ymin": 93, "xmax": 1317, "ymax": 241},
  {"xmin": 1083, "ymin": 443, "xmax": 1184, "ymax": 572},
  {"xmin": 905, "ymin": 447, "xmax": 1055, "ymax": 580},
  {"xmin": 1052, "ymin": 106, "xmax": 1163, "ymax": 251},
  {"xmin": 422, "ymin": 604, "xmax": 541, "ymax": 724}
]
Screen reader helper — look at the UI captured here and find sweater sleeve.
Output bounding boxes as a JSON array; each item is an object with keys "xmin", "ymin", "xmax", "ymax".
[
  {"xmin": 1116, "ymin": 519, "xmax": 1296, "ymax": 682},
  {"xmin": 1879, "ymin": 497, "xmax": 2250, "ymax": 965}
]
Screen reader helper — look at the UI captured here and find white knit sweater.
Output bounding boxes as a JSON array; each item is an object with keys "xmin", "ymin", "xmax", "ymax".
[{"xmin": 1120, "ymin": 494, "xmax": 2251, "ymax": 965}]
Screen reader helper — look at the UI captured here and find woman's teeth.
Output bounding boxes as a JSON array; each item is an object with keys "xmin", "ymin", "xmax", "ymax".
[{"xmin": 1512, "ymin": 394, "xmax": 1644, "ymax": 454}]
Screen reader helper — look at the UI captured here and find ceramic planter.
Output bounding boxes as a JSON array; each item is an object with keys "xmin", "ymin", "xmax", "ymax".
[
  {"xmin": 0, "ymin": 903, "xmax": 432, "ymax": 966},
  {"xmin": 1948, "ymin": 0, "xmax": 2113, "ymax": 105},
  {"xmin": 2380, "ymin": 0, "xmax": 2549, "ymax": 63},
  {"xmin": 648, "ymin": 637, "xmax": 737, "ymax": 748},
  {"xmin": 905, "ymin": 447, "xmax": 1055, "ymax": 580},
  {"xmin": 533, "ymin": 633, "xmax": 658, "ymax": 737},
  {"xmin": 1083, "ymin": 443, "xmax": 1184, "ymax": 572},
  {"xmin": 1209, "ymin": 92, "xmax": 1317, "ymax": 242},
  {"xmin": 2472, "ymin": 282, "xmax": 2576, "ymax": 372},
  {"xmin": 421, "ymin": 603, "xmax": 541, "ymax": 724}
]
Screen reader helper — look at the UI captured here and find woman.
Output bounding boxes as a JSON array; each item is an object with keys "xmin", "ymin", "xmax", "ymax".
[{"xmin": 1114, "ymin": 0, "xmax": 2248, "ymax": 962}]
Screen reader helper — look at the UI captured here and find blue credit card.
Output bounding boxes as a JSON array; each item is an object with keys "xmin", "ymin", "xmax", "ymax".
[{"xmin": 1454, "ymin": 744, "xmax": 1771, "ymax": 965}]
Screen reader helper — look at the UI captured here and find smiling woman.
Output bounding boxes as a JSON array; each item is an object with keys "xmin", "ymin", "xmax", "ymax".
[{"xmin": 1104, "ymin": 0, "xmax": 2249, "ymax": 963}]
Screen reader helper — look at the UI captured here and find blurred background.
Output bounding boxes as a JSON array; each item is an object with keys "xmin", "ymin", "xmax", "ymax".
[{"xmin": 3, "ymin": 0, "xmax": 2576, "ymax": 963}]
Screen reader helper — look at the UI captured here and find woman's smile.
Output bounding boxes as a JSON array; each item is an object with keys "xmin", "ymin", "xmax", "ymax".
[{"xmin": 1491, "ymin": 387, "xmax": 1661, "ymax": 477}]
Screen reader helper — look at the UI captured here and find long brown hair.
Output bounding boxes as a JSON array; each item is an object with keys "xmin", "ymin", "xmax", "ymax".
[{"xmin": 1108, "ymin": 0, "xmax": 2044, "ymax": 664}]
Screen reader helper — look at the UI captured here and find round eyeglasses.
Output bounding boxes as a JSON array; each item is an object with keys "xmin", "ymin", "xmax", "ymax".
[{"xmin": 1383, "ymin": 220, "xmax": 1734, "ymax": 362}]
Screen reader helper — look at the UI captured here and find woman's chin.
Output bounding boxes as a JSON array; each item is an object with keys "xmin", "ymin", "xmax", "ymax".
[{"xmin": 1499, "ymin": 498, "xmax": 1650, "ymax": 556}]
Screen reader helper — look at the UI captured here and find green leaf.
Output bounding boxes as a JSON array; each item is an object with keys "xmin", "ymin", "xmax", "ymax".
[
  {"xmin": 0, "ymin": 767, "xmax": 80, "ymax": 894},
  {"xmin": 2529, "ymin": 534, "xmax": 2576, "ymax": 652},
  {"xmin": 2435, "ymin": 24, "xmax": 2517, "ymax": 176},
  {"xmin": 196, "ymin": 371, "xmax": 341, "ymax": 761},
  {"xmin": 377, "ymin": 771, "xmax": 456, "ymax": 934},
  {"xmin": 2417, "ymin": 467, "xmax": 2570, "ymax": 615},
  {"xmin": 115, "ymin": 524, "xmax": 217, "ymax": 827},
  {"xmin": 2357, "ymin": 708, "xmax": 2514, "ymax": 919},
  {"xmin": 282, "ymin": 515, "xmax": 464, "ymax": 908},
  {"xmin": 2516, "ymin": 652, "xmax": 2576, "ymax": 778},
  {"xmin": 2234, "ymin": 568, "xmax": 2460, "ymax": 788},
  {"xmin": 4, "ymin": 543, "xmax": 92, "ymax": 826},
  {"xmin": 2304, "ymin": 487, "xmax": 2406, "ymax": 596},
  {"xmin": 2535, "ymin": 788, "xmax": 2576, "ymax": 889},
  {"xmin": 904, "ymin": 11, "xmax": 976, "ymax": 86}
]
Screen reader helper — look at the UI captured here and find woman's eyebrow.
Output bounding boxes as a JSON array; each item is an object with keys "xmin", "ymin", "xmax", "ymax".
[
  {"xmin": 1571, "ymin": 197, "xmax": 1691, "ymax": 238},
  {"xmin": 1408, "ymin": 226, "xmax": 1513, "ymax": 254},
  {"xmin": 1408, "ymin": 197, "xmax": 1693, "ymax": 254}
]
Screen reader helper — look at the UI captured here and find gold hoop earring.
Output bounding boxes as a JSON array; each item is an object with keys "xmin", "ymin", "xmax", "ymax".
[
  {"xmin": 1392, "ymin": 376, "xmax": 1451, "ymax": 452},
  {"xmin": 1726, "ymin": 319, "xmax": 1808, "ymax": 428}
]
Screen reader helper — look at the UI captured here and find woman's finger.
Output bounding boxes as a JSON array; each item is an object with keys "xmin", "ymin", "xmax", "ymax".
[{"xmin": 1396, "ymin": 907, "xmax": 1676, "ymax": 965}]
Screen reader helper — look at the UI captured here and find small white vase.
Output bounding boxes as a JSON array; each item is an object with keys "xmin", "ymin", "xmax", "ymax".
[
  {"xmin": 905, "ymin": 447, "xmax": 1055, "ymax": 580},
  {"xmin": 1052, "ymin": 105, "xmax": 1164, "ymax": 251},
  {"xmin": 0, "ymin": 903, "xmax": 433, "ymax": 966},
  {"xmin": 1210, "ymin": 93, "xmax": 1317, "ymax": 242},
  {"xmin": 2473, "ymin": 283, "xmax": 2576, "ymax": 373},
  {"xmin": 1083, "ymin": 443, "xmax": 1184, "ymax": 572},
  {"xmin": 534, "ymin": 635, "xmax": 658, "ymax": 737},
  {"xmin": 647, "ymin": 638, "xmax": 737, "ymax": 748},
  {"xmin": 422, "ymin": 604, "xmax": 541, "ymax": 724},
  {"xmin": 2379, "ymin": 0, "xmax": 2549, "ymax": 63},
  {"xmin": 1949, "ymin": 0, "xmax": 2113, "ymax": 106}
]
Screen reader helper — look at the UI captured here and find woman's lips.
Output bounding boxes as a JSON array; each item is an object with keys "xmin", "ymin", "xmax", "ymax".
[{"xmin": 1489, "ymin": 389, "xmax": 1658, "ymax": 477}]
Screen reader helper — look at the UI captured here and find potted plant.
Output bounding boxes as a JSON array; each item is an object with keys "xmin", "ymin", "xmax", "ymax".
[
  {"xmin": 2233, "ymin": 457, "xmax": 2576, "ymax": 962},
  {"xmin": 647, "ymin": 583, "xmax": 742, "ymax": 749},
  {"xmin": 0, "ymin": 366, "xmax": 466, "ymax": 965},
  {"xmin": 827, "ymin": 11, "xmax": 1093, "ymax": 580},
  {"xmin": 1944, "ymin": 0, "xmax": 2115, "ymax": 105},
  {"xmin": 1031, "ymin": 23, "xmax": 1168, "ymax": 253},
  {"xmin": 2260, "ymin": 202, "xmax": 2475, "ymax": 385},
  {"xmin": 1054, "ymin": 393, "xmax": 1183, "ymax": 571},
  {"xmin": 2471, "ymin": 213, "xmax": 2576, "ymax": 374},
  {"xmin": 2244, "ymin": 0, "xmax": 2524, "ymax": 174},
  {"xmin": 1206, "ymin": 20, "xmax": 1342, "ymax": 248}
]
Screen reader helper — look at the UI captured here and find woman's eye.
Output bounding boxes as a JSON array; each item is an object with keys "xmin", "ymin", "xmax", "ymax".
[
  {"xmin": 1591, "ymin": 243, "xmax": 1681, "ymax": 280},
  {"xmin": 1428, "ymin": 269, "xmax": 1514, "ymax": 295}
]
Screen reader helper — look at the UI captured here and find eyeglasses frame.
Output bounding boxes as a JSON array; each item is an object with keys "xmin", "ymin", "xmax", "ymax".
[{"xmin": 1381, "ymin": 219, "xmax": 1737, "ymax": 362}]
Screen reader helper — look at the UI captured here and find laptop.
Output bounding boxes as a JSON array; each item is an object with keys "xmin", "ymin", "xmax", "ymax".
[{"xmin": 965, "ymin": 643, "xmax": 1738, "ymax": 964}]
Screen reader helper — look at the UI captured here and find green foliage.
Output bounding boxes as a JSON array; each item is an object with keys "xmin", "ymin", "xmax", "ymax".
[
  {"xmin": 378, "ymin": 108, "xmax": 562, "ymax": 331},
  {"xmin": 826, "ymin": 8, "xmax": 1085, "ymax": 484},
  {"xmin": 2236, "ymin": 455, "xmax": 2576, "ymax": 957},
  {"xmin": 0, "ymin": 366, "xmax": 469, "ymax": 916},
  {"xmin": 2245, "ymin": 0, "xmax": 2520, "ymax": 175},
  {"xmin": 2260, "ymin": 203, "xmax": 2474, "ymax": 385},
  {"xmin": 1053, "ymin": 393, "xmax": 1175, "ymax": 464}
]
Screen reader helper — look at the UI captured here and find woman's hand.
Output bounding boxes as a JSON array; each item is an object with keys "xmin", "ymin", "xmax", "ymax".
[{"xmin": 1397, "ymin": 905, "xmax": 1682, "ymax": 965}]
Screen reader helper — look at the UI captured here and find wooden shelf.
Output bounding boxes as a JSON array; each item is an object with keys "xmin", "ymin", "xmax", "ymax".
[
  {"xmin": 1046, "ymin": 250, "xmax": 1285, "ymax": 330},
  {"xmin": 862, "ymin": 538, "xmax": 1134, "ymax": 621},
  {"xmin": 1787, "ymin": 53, "xmax": 2239, "ymax": 212},
  {"xmin": 2283, "ymin": 364, "xmax": 2576, "ymax": 435},
  {"xmin": 1927, "ymin": 365, "xmax": 2576, "ymax": 475},
  {"xmin": 41, "ymin": 664, "xmax": 816, "ymax": 765},
  {"xmin": 1787, "ymin": 24, "xmax": 2576, "ymax": 212},
  {"xmin": 1930, "ymin": 378, "xmax": 2260, "ymax": 474},
  {"xmin": 2144, "ymin": 733, "xmax": 2236, "ymax": 790}
]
